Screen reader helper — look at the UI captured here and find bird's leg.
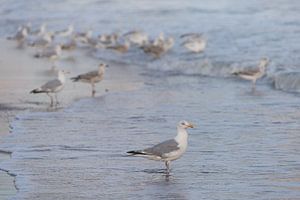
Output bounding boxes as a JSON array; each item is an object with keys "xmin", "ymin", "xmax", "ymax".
[
  {"xmin": 54, "ymin": 93, "xmax": 59, "ymax": 105},
  {"xmin": 47, "ymin": 93, "xmax": 54, "ymax": 107},
  {"xmin": 165, "ymin": 161, "xmax": 170, "ymax": 174},
  {"xmin": 252, "ymin": 79, "xmax": 256, "ymax": 92},
  {"xmin": 91, "ymin": 83, "xmax": 96, "ymax": 97}
]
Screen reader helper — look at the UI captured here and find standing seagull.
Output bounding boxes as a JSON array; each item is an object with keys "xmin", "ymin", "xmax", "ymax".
[
  {"xmin": 232, "ymin": 57, "xmax": 270, "ymax": 90},
  {"xmin": 70, "ymin": 63, "xmax": 108, "ymax": 97},
  {"xmin": 30, "ymin": 70, "xmax": 69, "ymax": 106},
  {"xmin": 127, "ymin": 120, "xmax": 194, "ymax": 174}
]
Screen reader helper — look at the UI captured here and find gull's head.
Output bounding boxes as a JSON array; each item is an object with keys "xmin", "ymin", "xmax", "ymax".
[
  {"xmin": 58, "ymin": 70, "xmax": 70, "ymax": 75},
  {"xmin": 259, "ymin": 57, "xmax": 270, "ymax": 68},
  {"xmin": 99, "ymin": 63, "xmax": 109, "ymax": 69},
  {"xmin": 178, "ymin": 120, "xmax": 194, "ymax": 129}
]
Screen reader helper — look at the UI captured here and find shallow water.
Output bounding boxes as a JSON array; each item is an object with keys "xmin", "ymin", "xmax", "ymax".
[
  {"xmin": 1, "ymin": 75, "xmax": 300, "ymax": 199},
  {"xmin": 1, "ymin": 0, "xmax": 300, "ymax": 199}
]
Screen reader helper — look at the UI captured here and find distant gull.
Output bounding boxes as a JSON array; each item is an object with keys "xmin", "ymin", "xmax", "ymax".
[
  {"xmin": 98, "ymin": 32, "xmax": 119, "ymax": 46},
  {"xmin": 232, "ymin": 57, "xmax": 270, "ymax": 89},
  {"xmin": 141, "ymin": 37, "xmax": 173, "ymax": 58},
  {"xmin": 127, "ymin": 120, "xmax": 194, "ymax": 174},
  {"xmin": 70, "ymin": 63, "xmax": 108, "ymax": 96},
  {"xmin": 30, "ymin": 70, "xmax": 69, "ymax": 106},
  {"xmin": 106, "ymin": 41, "xmax": 130, "ymax": 53},
  {"xmin": 34, "ymin": 44, "xmax": 62, "ymax": 61},
  {"xmin": 181, "ymin": 33, "xmax": 206, "ymax": 53},
  {"xmin": 141, "ymin": 43, "xmax": 165, "ymax": 58},
  {"xmin": 55, "ymin": 24, "xmax": 74, "ymax": 37},
  {"xmin": 123, "ymin": 30, "xmax": 148, "ymax": 46},
  {"xmin": 7, "ymin": 26, "xmax": 28, "ymax": 46},
  {"xmin": 28, "ymin": 32, "xmax": 54, "ymax": 47}
]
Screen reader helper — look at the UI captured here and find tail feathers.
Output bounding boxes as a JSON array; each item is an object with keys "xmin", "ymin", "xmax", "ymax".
[
  {"xmin": 30, "ymin": 88, "xmax": 45, "ymax": 94},
  {"xmin": 232, "ymin": 71, "xmax": 239, "ymax": 76},
  {"xmin": 34, "ymin": 53, "xmax": 41, "ymax": 58},
  {"xmin": 70, "ymin": 76, "xmax": 80, "ymax": 82}
]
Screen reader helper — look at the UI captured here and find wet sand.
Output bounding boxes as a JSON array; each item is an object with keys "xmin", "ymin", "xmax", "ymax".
[{"xmin": 0, "ymin": 38, "xmax": 143, "ymax": 199}]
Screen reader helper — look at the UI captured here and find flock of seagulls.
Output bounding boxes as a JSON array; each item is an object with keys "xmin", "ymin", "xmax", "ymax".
[
  {"xmin": 7, "ymin": 23, "xmax": 207, "ymax": 60},
  {"xmin": 7, "ymin": 23, "xmax": 271, "ymax": 173}
]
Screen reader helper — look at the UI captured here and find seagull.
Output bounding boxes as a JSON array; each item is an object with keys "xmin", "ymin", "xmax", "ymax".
[
  {"xmin": 98, "ymin": 33, "xmax": 119, "ymax": 46},
  {"xmin": 106, "ymin": 41, "xmax": 130, "ymax": 53},
  {"xmin": 28, "ymin": 32, "xmax": 54, "ymax": 47},
  {"xmin": 141, "ymin": 37, "xmax": 173, "ymax": 58},
  {"xmin": 55, "ymin": 24, "xmax": 74, "ymax": 37},
  {"xmin": 30, "ymin": 70, "xmax": 69, "ymax": 106},
  {"xmin": 123, "ymin": 30, "xmax": 148, "ymax": 46},
  {"xmin": 141, "ymin": 43, "xmax": 165, "ymax": 58},
  {"xmin": 7, "ymin": 26, "xmax": 28, "ymax": 46},
  {"xmin": 70, "ymin": 63, "xmax": 108, "ymax": 97},
  {"xmin": 232, "ymin": 57, "xmax": 270, "ymax": 89},
  {"xmin": 127, "ymin": 120, "xmax": 194, "ymax": 174},
  {"xmin": 181, "ymin": 33, "xmax": 206, "ymax": 53},
  {"xmin": 34, "ymin": 45, "xmax": 62, "ymax": 61}
]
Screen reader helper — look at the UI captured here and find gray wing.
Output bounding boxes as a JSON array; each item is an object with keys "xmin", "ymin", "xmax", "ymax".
[
  {"xmin": 78, "ymin": 70, "xmax": 100, "ymax": 80},
  {"xmin": 236, "ymin": 68, "xmax": 259, "ymax": 76},
  {"xmin": 144, "ymin": 139, "xmax": 179, "ymax": 157},
  {"xmin": 41, "ymin": 79, "xmax": 62, "ymax": 91}
]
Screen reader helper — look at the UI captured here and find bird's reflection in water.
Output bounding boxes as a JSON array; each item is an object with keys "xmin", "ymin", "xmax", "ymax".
[{"xmin": 139, "ymin": 169, "xmax": 188, "ymax": 200}]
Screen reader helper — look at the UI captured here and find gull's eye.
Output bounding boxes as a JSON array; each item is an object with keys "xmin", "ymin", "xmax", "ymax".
[{"xmin": 181, "ymin": 122, "xmax": 185, "ymax": 125}]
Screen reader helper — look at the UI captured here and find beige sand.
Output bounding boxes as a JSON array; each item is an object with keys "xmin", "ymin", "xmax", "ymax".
[{"xmin": 0, "ymin": 38, "xmax": 144, "ymax": 199}]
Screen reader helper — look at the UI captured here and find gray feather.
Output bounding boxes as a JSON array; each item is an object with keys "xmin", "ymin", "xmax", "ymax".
[{"xmin": 143, "ymin": 139, "xmax": 179, "ymax": 157}]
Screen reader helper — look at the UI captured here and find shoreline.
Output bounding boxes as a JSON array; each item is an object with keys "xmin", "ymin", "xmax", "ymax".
[{"xmin": 0, "ymin": 38, "xmax": 144, "ymax": 199}]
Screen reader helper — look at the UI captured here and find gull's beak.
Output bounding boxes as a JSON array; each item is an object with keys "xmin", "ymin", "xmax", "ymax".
[{"xmin": 187, "ymin": 123, "xmax": 194, "ymax": 128}]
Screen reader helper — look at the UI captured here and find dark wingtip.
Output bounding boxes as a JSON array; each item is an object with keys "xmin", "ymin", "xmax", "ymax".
[
  {"xmin": 30, "ymin": 89, "xmax": 36, "ymax": 94},
  {"xmin": 126, "ymin": 150, "xmax": 146, "ymax": 155},
  {"xmin": 70, "ymin": 77, "xmax": 78, "ymax": 82}
]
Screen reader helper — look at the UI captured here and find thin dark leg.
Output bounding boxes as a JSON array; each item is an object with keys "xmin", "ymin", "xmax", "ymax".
[
  {"xmin": 91, "ymin": 83, "xmax": 96, "ymax": 97},
  {"xmin": 54, "ymin": 93, "xmax": 59, "ymax": 105},
  {"xmin": 165, "ymin": 161, "xmax": 170, "ymax": 174},
  {"xmin": 46, "ymin": 93, "xmax": 54, "ymax": 107}
]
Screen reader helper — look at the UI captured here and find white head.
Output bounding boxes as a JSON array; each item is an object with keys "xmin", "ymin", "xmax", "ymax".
[
  {"xmin": 259, "ymin": 57, "xmax": 270, "ymax": 69},
  {"xmin": 22, "ymin": 28, "xmax": 28, "ymax": 37},
  {"xmin": 99, "ymin": 63, "xmax": 109, "ymax": 70},
  {"xmin": 57, "ymin": 69, "xmax": 70, "ymax": 75},
  {"xmin": 178, "ymin": 120, "xmax": 194, "ymax": 129},
  {"xmin": 57, "ymin": 70, "xmax": 69, "ymax": 81}
]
